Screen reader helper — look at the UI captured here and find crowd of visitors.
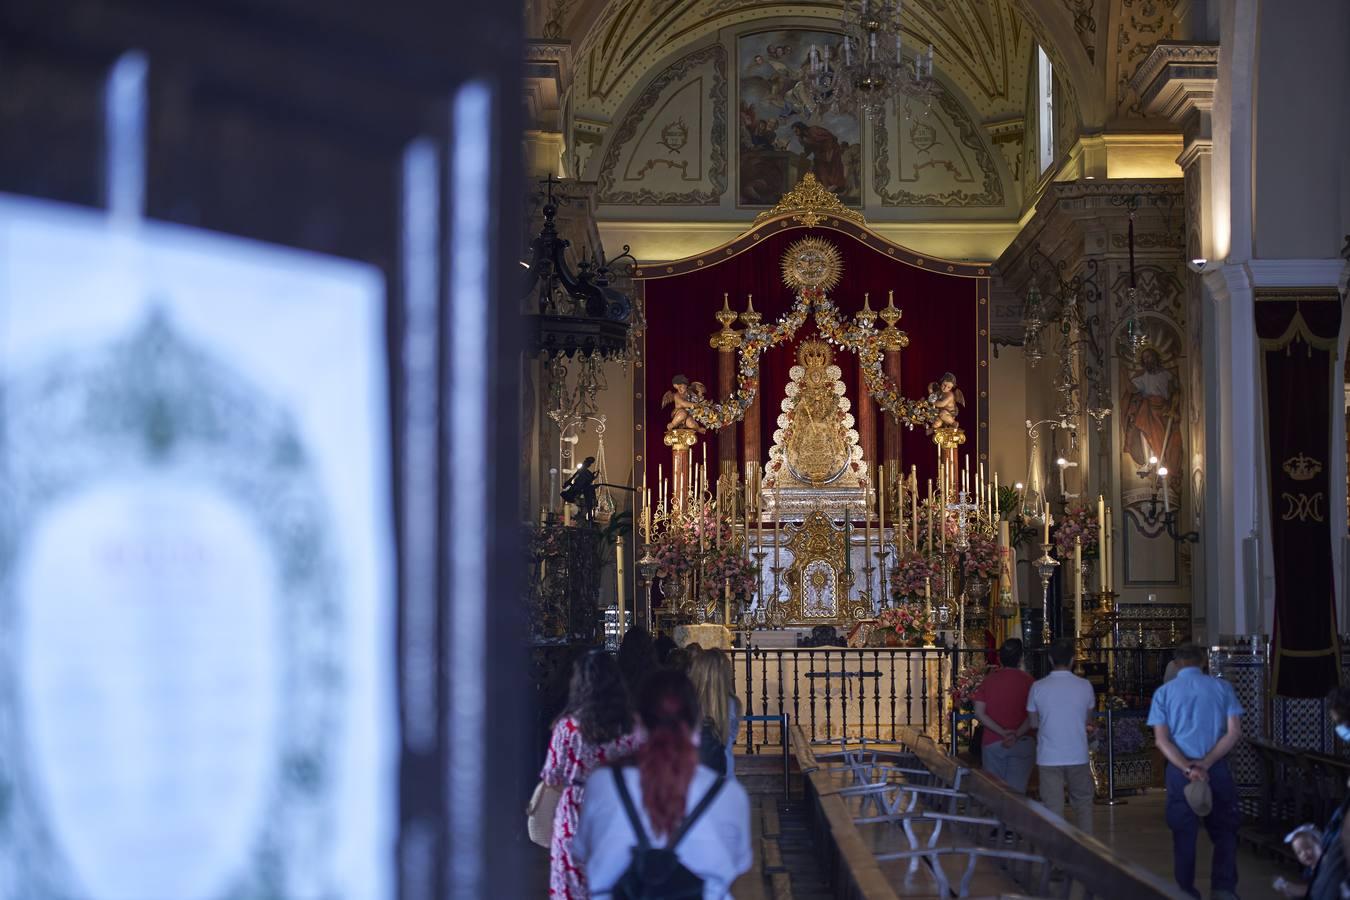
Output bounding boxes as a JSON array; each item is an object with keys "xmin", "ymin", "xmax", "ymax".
[{"xmin": 536, "ymin": 628, "xmax": 752, "ymax": 898}]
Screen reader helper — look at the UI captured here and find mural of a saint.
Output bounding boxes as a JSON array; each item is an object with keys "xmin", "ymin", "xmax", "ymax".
[
  {"xmin": 1121, "ymin": 346, "xmax": 1182, "ymax": 476},
  {"xmin": 791, "ymin": 121, "xmax": 846, "ymax": 193}
]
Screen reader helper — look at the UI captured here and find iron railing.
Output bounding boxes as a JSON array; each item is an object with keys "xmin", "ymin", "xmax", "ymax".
[{"xmin": 732, "ymin": 645, "xmax": 1176, "ymax": 749}]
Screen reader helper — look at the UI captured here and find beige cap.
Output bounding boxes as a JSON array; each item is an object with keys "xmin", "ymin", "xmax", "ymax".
[{"xmin": 1184, "ymin": 780, "xmax": 1213, "ymax": 817}]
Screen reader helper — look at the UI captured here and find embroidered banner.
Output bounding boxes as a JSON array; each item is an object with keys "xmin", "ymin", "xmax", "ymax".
[{"xmin": 1258, "ymin": 297, "xmax": 1342, "ymax": 698}]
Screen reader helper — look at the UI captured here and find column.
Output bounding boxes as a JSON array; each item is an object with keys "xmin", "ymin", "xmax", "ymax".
[
  {"xmin": 855, "ymin": 294, "xmax": 878, "ymax": 475},
  {"xmin": 710, "ymin": 294, "xmax": 741, "ymax": 490},
  {"xmin": 739, "ymin": 295, "xmax": 763, "ymax": 486},
  {"xmin": 878, "ymin": 292, "xmax": 909, "ymax": 508},
  {"xmin": 1134, "ymin": 43, "xmax": 1219, "ymax": 635},
  {"xmin": 665, "ymin": 429, "xmax": 698, "ymax": 514}
]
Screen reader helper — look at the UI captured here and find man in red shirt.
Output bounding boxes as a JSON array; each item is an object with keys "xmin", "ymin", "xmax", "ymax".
[{"xmin": 972, "ymin": 639, "xmax": 1036, "ymax": 793}]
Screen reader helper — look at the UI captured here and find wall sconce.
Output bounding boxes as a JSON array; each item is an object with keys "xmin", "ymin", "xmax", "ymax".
[{"xmin": 1139, "ymin": 460, "xmax": 1198, "ymax": 543}]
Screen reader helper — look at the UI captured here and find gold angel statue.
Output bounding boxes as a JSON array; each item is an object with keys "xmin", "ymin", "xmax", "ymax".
[
  {"xmin": 661, "ymin": 374, "xmax": 708, "ymax": 432},
  {"xmin": 926, "ymin": 371, "xmax": 965, "ymax": 431}
]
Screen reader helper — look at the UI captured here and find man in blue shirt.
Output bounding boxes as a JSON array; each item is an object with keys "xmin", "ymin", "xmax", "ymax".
[{"xmin": 1147, "ymin": 643, "xmax": 1244, "ymax": 900}]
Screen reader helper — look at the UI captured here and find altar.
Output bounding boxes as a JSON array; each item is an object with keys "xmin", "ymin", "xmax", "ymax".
[{"xmin": 627, "ymin": 176, "xmax": 1059, "ymax": 654}]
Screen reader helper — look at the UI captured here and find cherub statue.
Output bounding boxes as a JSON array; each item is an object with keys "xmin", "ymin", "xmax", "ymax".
[
  {"xmin": 926, "ymin": 371, "xmax": 965, "ymax": 432},
  {"xmin": 661, "ymin": 374, "xmax": 707, "ymax": 433}
]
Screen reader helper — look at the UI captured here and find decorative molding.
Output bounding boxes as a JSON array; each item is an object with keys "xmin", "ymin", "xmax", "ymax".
[
  {"xmin": 871, "ymin": 81, "xmax": 1006, "ymax": 207},
  {"xmin": 1244, "ymin": 260, "xmax": 1348, "ymax": 289},
  {"xmin": 631, "ymin": 217, "xmax": 990, "ymax": 280},
  {"xmin": 596, "ymin": 43, "xmax": 728, "ymax": 205},
  {"xmin": 752, "ymin": 173, "xmax": 865, "ymax": 228},
  {"xmin": 1062, "ymin": 0, "xmax": 1097, "ymax": 63},
  {"xmin": 1113, "ymin": 0, "xmax": 1184, "ymax": 117},
  {"xmin": 1132, "ymin": 42, "xmax": 1219, "ymax": 123}
]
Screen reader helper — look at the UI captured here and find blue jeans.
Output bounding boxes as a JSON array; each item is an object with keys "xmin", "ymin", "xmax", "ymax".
[{"xmin": 1164, "ymin": 759, "xmax": 1240, "ymax": 898}]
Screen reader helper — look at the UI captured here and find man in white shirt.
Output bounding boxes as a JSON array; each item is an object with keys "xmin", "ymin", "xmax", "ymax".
[{"xmin": 1022, "ymin": 638, "xmax": 1097, "ymax": 833}]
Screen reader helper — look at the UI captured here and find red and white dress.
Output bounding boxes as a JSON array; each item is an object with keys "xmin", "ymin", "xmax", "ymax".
[{"xmin": 540, "ymin": 716, "xmax": 643, "ymax": 899}]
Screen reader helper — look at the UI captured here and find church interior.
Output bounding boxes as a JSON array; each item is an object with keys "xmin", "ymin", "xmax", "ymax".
[{"xmin": 0, "ymin": 0, "xmax": 1348, "ymax": 897}]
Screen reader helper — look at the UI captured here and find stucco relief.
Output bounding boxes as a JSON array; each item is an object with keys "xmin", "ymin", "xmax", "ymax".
[
  {"xmin": 1109, "ymin": 265, "xmax": 1185, "ymax": 320},
  {"xmin": 1112, "ymin": 0, "xmax": 1182, "ymax": 117},
  {"xmin": 871, "ymin": 82, "xmax": 1006, "ymax": 207},
  {"xmin": 595, "ymin": 44, "xmax": 729, "ymax": 205}
]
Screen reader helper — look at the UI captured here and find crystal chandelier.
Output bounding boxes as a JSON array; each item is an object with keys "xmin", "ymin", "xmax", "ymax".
[{"xmin": 838, "ymin": 0, "xmax": 938, "ymax": 120}]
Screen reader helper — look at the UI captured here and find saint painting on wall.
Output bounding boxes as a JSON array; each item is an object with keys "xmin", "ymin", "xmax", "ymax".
[
  {"xmin": 1117, "ymin": 322, "xmax": 1185, "ymax": 584},
  {"xmin": 737, "ymin": 30, "xmax": 862, "ymax": 207}
]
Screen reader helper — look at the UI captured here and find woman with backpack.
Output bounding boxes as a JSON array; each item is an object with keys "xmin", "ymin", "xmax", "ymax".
[
  {"xmin": 689, "ymin": 649, "xmax": 740, "ymax": 777},
  {"xmin": 573, "ymin": 668, "xmax": 752, "ymax": 898},
  {"xmin": 540, "ymin": 651, "xmax": 645, "ymax": 900}
]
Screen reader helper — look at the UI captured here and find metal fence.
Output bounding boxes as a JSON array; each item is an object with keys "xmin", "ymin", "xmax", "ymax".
[{"xmin": 732, "ymin": 644, "xmax": 1177, "ymax": 750}]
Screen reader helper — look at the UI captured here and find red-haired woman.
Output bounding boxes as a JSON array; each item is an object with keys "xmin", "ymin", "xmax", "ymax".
[
  {"xmin": 541, "ymin": 651, "xmax": 644, "ymax": 899},
  {"xmin": 573, "ymin": 668, "xmax": 752, "ymax": 897}
]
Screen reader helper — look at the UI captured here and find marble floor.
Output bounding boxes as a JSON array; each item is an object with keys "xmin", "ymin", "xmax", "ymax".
[{"xmin": 1092, "ymin": 791, "xmax": 1293, "ymax": 897}]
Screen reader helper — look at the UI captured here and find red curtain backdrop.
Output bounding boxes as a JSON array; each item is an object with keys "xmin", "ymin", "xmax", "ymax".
[
  {"xmin": 1259, "ymin": 299, "xmax": 1342, "ymax": 698},
  {"xmin": 639, "ymin": 226, "xmax": 987, "ymax": 493}
]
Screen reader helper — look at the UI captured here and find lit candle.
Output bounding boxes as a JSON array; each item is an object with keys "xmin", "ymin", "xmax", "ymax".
[
  {"xmin": 617, "ymin": 536, "xmax": 627, "ymax": 634},
  {"xmin": 878, "ymin": 465, "xmax": 887, "ymax": 538},
  {"xmin": 1105, "ymin": 506, "xmax": 1114, "ymax": 593},
  {"xmin": 911, "ymin": 466, "xmax": 919, "ymax": 549},
  {"xmin": 862, "ymin": 480, "xmax": 871, "ymax": 578},
  {"xmin": 1073, "ymin": 536, "xmax": 1082, "ymax": 640},
  {"xmin": 927, "ymin": 478, "xmax": 934, "ymax": 554},
  {"xmin": 993, "ymin": 472, "xmax": 1000, "ymax": 522},
  {"xmin": 1096, "ymin": 495, "xmax": 1106, "ymax": 593},
  {"xmin": 1042, "ymin": 502, "xmax": 1050, "ymax": 544},
  {"xmin": 774, "ymin": 485, "xmax": 782, "ymax": 567}
]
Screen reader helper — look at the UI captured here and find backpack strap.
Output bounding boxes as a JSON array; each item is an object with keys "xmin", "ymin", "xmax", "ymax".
[
  {"xmin": 669, "ymin": 776, "xmax": 726, "ymax": 851},
  {"xmin": 610, "ymin": 766, "xmax": 651, "ymax": 852}
]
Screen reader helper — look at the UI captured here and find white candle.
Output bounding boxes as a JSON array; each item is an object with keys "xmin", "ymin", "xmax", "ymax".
[
  {"xmin": 1105, "ymin": 506, "xmax": 1114, "ymax": 592},
  {"xmin": 617, "ymin": 536, "xmax": 627, "ymax": 634},
  {"xmin": 1096, "ymin": 495, "xmax": 1106, "ymax": 593},
  {"xmin": 911, "ymin": 466, "xmax": 919, "ymax": 549},
  {"xmin": 1042, "ymin": 503, "xmax": 1050, "ymax": 544},
  {"xmin": 878, "ymin": 465, "xmax": 887, "ymax": 537},
  {"xmin": 1073, "ymin": 537, "xmax": 1082, "ymax": 639}
]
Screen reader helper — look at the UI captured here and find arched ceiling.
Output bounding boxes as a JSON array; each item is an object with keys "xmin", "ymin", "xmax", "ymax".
[
  {"xmin": 542, "ymin": 0, "xmax": 1194, "ymax": 133},
  {"xmin": 550, "ymin": 0, "xmax": 1105, "ymax": 129}
]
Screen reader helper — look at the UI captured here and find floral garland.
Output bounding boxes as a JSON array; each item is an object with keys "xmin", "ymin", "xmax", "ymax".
[
  {"xmin": 682, "ymin": 288, "xmax": 940, "ymax": 431},
  {"xmin": 812, "ymin": 295, "xmax": 940, "ymax": 428},
  {"xmin": 892, "ymin": 550, "xmax": 944, "ymax": 599},
  {"xmin": 1052, "ymin": 504, "xmax": 1100, "ymax": 557},
  {"xmin": 686, "ymin": 292, "xmax": 811, "ymax": 430}
]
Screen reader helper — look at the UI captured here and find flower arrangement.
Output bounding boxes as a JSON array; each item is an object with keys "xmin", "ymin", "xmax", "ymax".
[
  {"xmin": 962, "ymin": 531, "xmax": 1000, "ymax": 578},
  {"xmin": 648, "ymin": 508, "xmax": 757, "ymax": 603},
  {"xmin": 892, "ymin": 550, "xmax": 943, "ymax": 600},
  {"xmin": 698, "ymin": 542, "xmax": 758, "ymax": 603},
  {"xmin": 869, "ymin": 602, "xmax": 933, "ymax": 646},
  {"xmin": 650, "ymin": 527, "xmax": 695, "ymax": 579},
  {"xmin": 952, "ymin": 662, "xmax": 990, "ymax": 706},
  {"xmin": 1052, "ymin": 504, "xmax": 1100, "ymax": 557}
]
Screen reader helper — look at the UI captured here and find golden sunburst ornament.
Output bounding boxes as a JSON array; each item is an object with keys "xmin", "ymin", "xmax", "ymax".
[{"xmin": 781, "ymin": 237, "xmax": 843, "ymax": 293}]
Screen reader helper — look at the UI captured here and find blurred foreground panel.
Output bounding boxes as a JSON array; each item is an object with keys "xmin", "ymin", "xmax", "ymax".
[{"xmin": 0, "ymin": 194, "xmax": 396, "ymax": 900}]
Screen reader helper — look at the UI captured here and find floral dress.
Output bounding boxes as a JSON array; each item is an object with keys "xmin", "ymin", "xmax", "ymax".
[{"xmin": 541, "ymin": 717, "xmax": 643, "ymax": 899}]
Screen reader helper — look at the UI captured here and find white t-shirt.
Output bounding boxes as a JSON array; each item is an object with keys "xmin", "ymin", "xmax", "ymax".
[
  {"xmin": 573, "ymin": 763, "xmax": 753, "ymax": 899},
  {"xmin": 1026, "ymin": 669, "xmax": 1096, "ymax": 766}
]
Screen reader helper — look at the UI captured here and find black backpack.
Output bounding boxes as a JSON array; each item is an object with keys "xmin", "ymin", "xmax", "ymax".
[
  {"xmin": 697, "ymin": 717, "xmax": 727, "ymax": 775},
  {"xmin": 609, "ymin": 766, "xmax": 726, "ymax": 899}
]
